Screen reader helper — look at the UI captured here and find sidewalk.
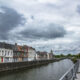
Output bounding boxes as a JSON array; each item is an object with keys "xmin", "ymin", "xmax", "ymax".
[{"xmin": 75, "ymin": 60, "xmax": 80, "ymax": 80}]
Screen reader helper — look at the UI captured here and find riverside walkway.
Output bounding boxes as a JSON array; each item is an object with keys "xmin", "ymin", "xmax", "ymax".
[{"xmin": 75, "ymin": 60, "xmax": 80, "ymax": 80}]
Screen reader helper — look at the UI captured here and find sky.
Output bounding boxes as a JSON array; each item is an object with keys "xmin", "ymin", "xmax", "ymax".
[{"xmin": 0, "ymin": 0, "xmax": 80, "ymax": 54}]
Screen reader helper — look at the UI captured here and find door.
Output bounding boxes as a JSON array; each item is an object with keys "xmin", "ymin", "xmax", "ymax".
[{"xmin": 1, "ymin": 57, "xmax": 3, "ymax": 62}]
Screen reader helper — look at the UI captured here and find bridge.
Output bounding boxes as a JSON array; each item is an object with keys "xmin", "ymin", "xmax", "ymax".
[{"xmin": 59, "ymin": 60, "xmax": 80, "ymax": 80}]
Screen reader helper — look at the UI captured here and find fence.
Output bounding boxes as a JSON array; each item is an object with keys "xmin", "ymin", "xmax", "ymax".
[{"xmin": 59, "ymin": 60, "xmax": 79, "ymax": 80}]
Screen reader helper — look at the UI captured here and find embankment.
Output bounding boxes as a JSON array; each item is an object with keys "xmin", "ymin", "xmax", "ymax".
[{"xmin": 0, "ymin": 58, "xmax": 63, "ymax": 72}]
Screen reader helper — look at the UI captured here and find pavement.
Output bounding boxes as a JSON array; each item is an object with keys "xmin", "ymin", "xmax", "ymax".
[{"xmin": 75, "ymin": 60, "xmax": 80, "ymax": 80}]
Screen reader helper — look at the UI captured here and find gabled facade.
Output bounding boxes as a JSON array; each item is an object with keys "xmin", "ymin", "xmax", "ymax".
[
  {"xmin": 13, "ymin": 44, "xmax": 28, "ymax": 62},
  {"xmin": 27, "ymin": 47, "xmax": 36, "ymax": 61},
  {"xmin": 22, "ymin": 45, "xmax": 28, "ymax": 61},
  {"xmin": 13, "ymin": 44, "xmax": 36, "ymax": 62}
]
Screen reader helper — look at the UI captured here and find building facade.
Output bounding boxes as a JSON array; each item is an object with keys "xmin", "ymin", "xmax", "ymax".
[
  {"xmin": 47, "ymin": 50, "xmax": 54, "ymax": 59},
  {"xmin": 0, "ymin": 42, "xmax": 53, "ymax": 63},
  {"xmin": 13, "ymin": 44, "xmax": 28, "ymax": 62},
  {"xmin": 0, "ymin": 42, "xmax": 14, "ymax": 63},
  {"xmin": 36, "ymin": 51, "xmax": 48, "ymax": 60},
  {"xmin": 27, "ymin": 47, "xmax": 36, "ymax": 61}
]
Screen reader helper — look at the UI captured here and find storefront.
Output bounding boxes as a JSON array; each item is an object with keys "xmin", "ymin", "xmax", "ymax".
[{"xmin": 0, "ymin": 57, "xmax": 3, "ymax": 63}]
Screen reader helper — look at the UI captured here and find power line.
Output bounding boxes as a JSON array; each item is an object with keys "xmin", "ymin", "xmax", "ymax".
[{"xmin": 54, "ymin": 50, "xmax": 80, "ymax": 51}]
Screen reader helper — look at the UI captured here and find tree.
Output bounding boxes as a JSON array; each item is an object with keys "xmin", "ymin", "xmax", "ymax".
[{"xmin": 67, "ymin": 54, "xmax": 72, "ymax": 57}]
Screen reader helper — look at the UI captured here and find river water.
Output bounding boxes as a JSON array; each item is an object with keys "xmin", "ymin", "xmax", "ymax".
[{"xmin": 0, "ymin": 59, "xmax": 73, "ymax": 80}]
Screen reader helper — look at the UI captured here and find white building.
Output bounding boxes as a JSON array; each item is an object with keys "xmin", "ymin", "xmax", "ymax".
[
  {"xmin": 28, "ymin": 47, "xmax": 36, "ymax": 61},
  {"xmin": 0, "ymin": 42, "xmax": 14, "ymax": 63}
]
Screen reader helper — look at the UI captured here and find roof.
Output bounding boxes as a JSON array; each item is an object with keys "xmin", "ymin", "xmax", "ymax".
[
  {"xmin": 14, "ymin": 44, "xmax": 28, "ymax": 52},
  {"xmin": 0, "ymin": 42, "xmax": 13, "ymax": 49},
  {"xmin": 37, "ymin": 51, "xmax": 47, "ymax": 56},
  {"xmin": 0, "ymin": 42, "xmax": 36, "ymax": 52},
  {"xmin": 28, "ymin": 46, "xmax": 35, "ymax": 50}
]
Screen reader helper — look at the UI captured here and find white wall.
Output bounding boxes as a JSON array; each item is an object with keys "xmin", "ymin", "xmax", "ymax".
[
  {"xmin": 28, "ymin": 48, "xmax": 36, "ymax": 61},
  {"xmin": 0, "ymin": 48, "xmax": 14, "ymax": 62}
]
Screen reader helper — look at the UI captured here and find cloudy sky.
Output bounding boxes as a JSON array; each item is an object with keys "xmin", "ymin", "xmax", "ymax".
[{"xmin": 0, "ymin": 0, "xmax": 80, "ymax": 54}]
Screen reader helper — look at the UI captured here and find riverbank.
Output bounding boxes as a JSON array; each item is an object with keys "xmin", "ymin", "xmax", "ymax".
[
  {"xmin": 0, "ymin": 59, "xmax": 73, "ymax": 80},
  {"xmin": 0, "ymin": 58, "xmax": 63, "ymax": 72}
]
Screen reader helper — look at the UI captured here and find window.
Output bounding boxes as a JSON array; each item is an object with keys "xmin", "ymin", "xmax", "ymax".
[
  {"xmin": 11, "ymin": 51, "xmax": 13, "ymax": 55},
  {"xmin": 5, "ymin": 51, "xmax": 6, "ymax": 56},
  {"xmin": 8, "ymin": 51, "xmax": 9, "ymax": 56},
  {"xmin": 2, "ymin": 50, "xmax": 4, "ymax": 56},
  {"xmin": 2, "ymin": 50, "xmax": 4, "ymax": 53}
]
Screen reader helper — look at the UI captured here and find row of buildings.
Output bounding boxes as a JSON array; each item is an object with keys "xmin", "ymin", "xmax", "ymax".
[{"xmin": 0, "ymin": 42, "xmax": 54, "ymax": 63}]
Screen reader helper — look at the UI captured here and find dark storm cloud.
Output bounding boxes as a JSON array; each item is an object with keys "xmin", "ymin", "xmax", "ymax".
[
  {"xmin": 0, "ymin": 6, "xmax": 25, "ymax": 40},
  {"xmin": 21, "ymin": 24, "xmax": 66, "ymax": 39}
]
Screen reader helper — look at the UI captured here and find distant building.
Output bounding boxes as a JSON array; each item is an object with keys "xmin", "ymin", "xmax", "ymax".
[
  {"xmin": 22, "ymin": 45, "xmax": 28, "ymax": 61},
  {"xmin": 27, "ymin": 47, "xmax": 36, "ymax": 61},
  {"xmin": 36, "ymin": 51, "xmax": 47, "ymax": 60},
  {"xmin": 0, "ymin": 42, "xmax": 54, "ymax": 63},
  {"xmin": 47, "ymin": 50, "xmax": 54, "ymax": 59},
  {"xmin": 13, "ymin": 43, "xmax": 28, "ymax": 62},
  {"xmin": 0, "ymin": 42, "xmax": 14, "ymax": 63},
  {"xmin": 13, "ymin": 43, "xmax": 36, "ymax": 62}
]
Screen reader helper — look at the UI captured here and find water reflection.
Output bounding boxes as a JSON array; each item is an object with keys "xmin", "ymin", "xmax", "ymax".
[{"xmin": 0, "ymin": 59, "xmax": 73, "ymax": 80}]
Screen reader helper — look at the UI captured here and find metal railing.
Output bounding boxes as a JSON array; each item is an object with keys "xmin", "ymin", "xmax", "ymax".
[{"xmin": 59, "ymin": 60, "xmax": 79, "ymax": 80}]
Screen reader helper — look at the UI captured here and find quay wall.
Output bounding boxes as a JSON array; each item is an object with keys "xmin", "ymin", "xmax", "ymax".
[{"xmin": 0, "ymin": 59, "xmax": 63, "ymax": 72}]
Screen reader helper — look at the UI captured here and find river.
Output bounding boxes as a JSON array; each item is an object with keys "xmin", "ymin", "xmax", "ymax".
[{"xmin": 0, "ymin": 59, "xmax": 73, "ymax": 80}]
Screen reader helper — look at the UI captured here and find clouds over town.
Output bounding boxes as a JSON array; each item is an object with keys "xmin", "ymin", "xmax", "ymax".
[{"xmin": 0, "ymin": 0, "xmax": 80, "ymax": 54}]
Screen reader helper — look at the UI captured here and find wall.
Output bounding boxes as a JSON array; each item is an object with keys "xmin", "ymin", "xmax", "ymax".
[
  {"xmin": 0, "ymin": 48, "xmax": 14, "ymax": 62},
  {"xmin": 28, "ymin": 48, "xmax": 36, "ymax": 61},
  {"xmin": 0, "ymin": 59, "xmax": 60, "ymax": 72}
]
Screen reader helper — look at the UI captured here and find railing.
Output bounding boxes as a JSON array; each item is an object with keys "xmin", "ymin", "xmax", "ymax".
[{"xmin": 59, "ymin": 60, "xmax": 79, "ymax": 80}]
